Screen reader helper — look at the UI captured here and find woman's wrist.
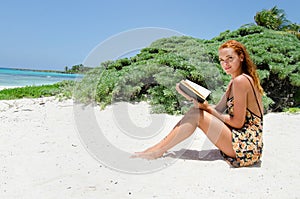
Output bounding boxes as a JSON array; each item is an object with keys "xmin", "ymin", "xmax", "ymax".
[
  {"xmin": 207, "ymin": 106, "xmax": 225, "ymax": 123},
  {"xmin": 206, "ymin": 105, "xmax": 214, "ymax": 114}
]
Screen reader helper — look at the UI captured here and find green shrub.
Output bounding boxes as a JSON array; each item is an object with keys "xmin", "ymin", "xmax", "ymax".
[
  {"xmin": 72, "ymin": 26, "xmax": 299, "ymax": 114},
  {"xmin": 0, "ymin": 81, "xmax": 74, "ymax": 100},
  {"xmin": 284, "ymin": 107, "xmax": 300, "ymax": 113},
  {"xmin": 3, "ymin": 26, "xmax": 298, "ymax": 115}
]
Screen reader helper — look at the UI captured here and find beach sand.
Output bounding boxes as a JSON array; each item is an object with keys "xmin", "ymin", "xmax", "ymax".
[{"xmin": 0, "ymin": 97, "xmax": 299, "ymax": 198}]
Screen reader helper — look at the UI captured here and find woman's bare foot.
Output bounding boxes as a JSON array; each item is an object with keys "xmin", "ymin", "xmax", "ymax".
[{"xmin": 131, "ymin": 149, "xmax": 165, "ymax": 160}]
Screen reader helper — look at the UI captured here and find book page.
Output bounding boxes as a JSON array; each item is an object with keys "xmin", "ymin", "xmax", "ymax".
[{"xmin": 185, "ymin": 79, "xmax": 211, "ymax": 99}]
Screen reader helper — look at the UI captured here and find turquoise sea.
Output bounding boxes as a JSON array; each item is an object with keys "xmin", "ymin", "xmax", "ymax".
[{"xmin": 0, "ymin": 68, "xmax": 83, "ymax": 87}]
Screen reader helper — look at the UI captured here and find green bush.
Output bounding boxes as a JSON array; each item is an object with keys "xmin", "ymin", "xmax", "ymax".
[
  {"xmin": 3, "ymin": 26, "xmax": 298, "ymax": 115},
  {"xmin": 73, "ymin": 25, "xmax": 299, "ymax": 114},
  {"xmin": 209, "ymin": 26, "xmax": 300, "ymax": 112},
  {"xmin": 0, "ymin": 81, "xmax": 74, "ymax": 100}
]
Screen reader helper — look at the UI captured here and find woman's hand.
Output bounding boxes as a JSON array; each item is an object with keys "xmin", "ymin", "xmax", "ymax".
[
  {"xmin": 176, "ymin": 83, "xmax": 211, "ymax": 111},
  {"xmin": 191, "ymin": 99, "xmax": 210, "ymax": 111}
]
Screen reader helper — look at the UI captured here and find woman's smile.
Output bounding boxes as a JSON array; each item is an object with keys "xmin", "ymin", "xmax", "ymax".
[{"xmin": 224, "ymin": 65, "xmax": 231, "ymax": 71}]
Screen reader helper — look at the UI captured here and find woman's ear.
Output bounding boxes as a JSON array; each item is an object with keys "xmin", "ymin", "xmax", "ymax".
[{"xmin": 240, "ymin": 54, "xmax": 244, "ymax": 62}]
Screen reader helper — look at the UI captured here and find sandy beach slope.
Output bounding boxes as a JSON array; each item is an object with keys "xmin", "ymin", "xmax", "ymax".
[{"xmin": 0, "ymin": 97, "xmax": 299, "ymax": 199}]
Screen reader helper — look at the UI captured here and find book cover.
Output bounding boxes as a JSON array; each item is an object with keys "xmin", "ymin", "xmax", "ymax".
[{"xmin": 179, "ymin": 79, "xmax": 211, "ymax": 103}]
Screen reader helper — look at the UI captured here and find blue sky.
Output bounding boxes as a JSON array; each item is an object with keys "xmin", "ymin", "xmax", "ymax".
[{"xmin": 0, "ymin": 0, "xmax": 299, "ymax": 70}]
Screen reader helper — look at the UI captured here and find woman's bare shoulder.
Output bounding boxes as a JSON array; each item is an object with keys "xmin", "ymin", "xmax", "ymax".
[{"xmin": 232, "ymin": 74, "xmax": 251, "ymax": 89}]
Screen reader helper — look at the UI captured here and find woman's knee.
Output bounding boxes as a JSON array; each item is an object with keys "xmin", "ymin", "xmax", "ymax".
[
  {"xmin": 197, "ymin": 109, "xmax": 212, "ymax": 127},
  {"xmin": 183, "ymin": 107, "xmax": 203, "ymax": 125}
]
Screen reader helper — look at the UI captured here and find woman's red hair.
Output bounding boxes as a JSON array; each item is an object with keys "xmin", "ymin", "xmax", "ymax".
[{"xmin": 219, "ymin": 40, "xmax": 264, "ymax": 94}]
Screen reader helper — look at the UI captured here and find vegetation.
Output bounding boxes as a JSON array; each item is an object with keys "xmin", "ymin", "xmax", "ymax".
[
  {"xmin": 0, "ymin": 81, "xmax": 74, "ymax": 100},
  {"xmin": 10, "ymin": 64, "xmax": 92, "ymax": 74},
  {"xmin": 254, "ymin": 6, "xmax": 300, "ymax": 39},
  {"xmin": 284, "ymin": 107, "xmax": 300, "ymax": 113},
  {"xmin": 72, "ymin": 25, "xmax": 299, "ymax": 114},
  {"xmin": 64, "ymin": 64, "xmax": 93, "ymax": 74},
  {"xmin": 1, "ymin": 6, "xmax": 299, "ymax": 115}
]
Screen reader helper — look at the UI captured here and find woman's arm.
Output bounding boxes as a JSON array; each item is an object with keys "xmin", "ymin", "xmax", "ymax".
[
  {"xmin": 196, "ymin": 76, "xmax": 249, "ymax": 129},
  {"xmin": 176, "ymin": 82, "xmax": 227, "ymax": 113},
  {"xmin": 214, "ymin": 80, "xmax": 233, "ymax": 113},
  {"xmin": 214, "ymin": 93, "xmax": 227, "ymax": 113}
]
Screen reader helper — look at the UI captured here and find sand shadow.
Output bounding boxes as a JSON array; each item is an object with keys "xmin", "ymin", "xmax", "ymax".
[
  {"xmin": 164, "ymin": 148, "xmax": 262, "ymax": 168},
  {"xmin": 164, "ymin": 149, "xmax": 223, "ymax": 161}
]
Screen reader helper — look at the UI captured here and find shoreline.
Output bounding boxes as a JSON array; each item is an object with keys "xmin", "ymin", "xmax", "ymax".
[
  {"xmin": 0, "ymin": 86, "xmax": 21, "ymax": 90},
  {"xmin": 1, "ymin": 66, "xmax": 67, "ymax": 74},
  {"xmin": 0, "ymin": 67, "xmax": 87, "ymax": 76},
  {"xmin": 0, "ymin": 68, "xmax": 83, "ymax": 92}
]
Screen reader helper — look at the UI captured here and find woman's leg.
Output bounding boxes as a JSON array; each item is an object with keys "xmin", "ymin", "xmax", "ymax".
[
  {"xmin": 198, "ymin": 110, "xmax": 236, "ymax": 158},
  {"xmin": 134, "ymin": 108, "xmax": 201, "ymax": 159},
  {"xmin": 133, "ymin": 108, "xmax": 235, "ymax": 159}
]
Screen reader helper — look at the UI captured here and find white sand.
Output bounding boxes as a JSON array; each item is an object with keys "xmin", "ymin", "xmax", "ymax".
[{"xmin": 0, "ymin": 97, "xmax": 299, "ymax": 199}]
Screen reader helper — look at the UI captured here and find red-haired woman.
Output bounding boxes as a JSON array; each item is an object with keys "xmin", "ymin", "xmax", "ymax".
[{"xmin": 134, "ymin": 40, "xmax": 264, "ymax": 167}]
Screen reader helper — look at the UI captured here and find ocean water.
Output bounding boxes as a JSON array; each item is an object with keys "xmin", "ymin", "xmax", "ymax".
[{"xmin": 0, "ymin": 68, "xmax": 83, "ymax": 87}]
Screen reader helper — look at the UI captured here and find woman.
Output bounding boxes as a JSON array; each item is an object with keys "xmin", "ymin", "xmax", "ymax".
[{"xmin": 133, "ymin": 40, "xmax": 264, "ymax": 167}]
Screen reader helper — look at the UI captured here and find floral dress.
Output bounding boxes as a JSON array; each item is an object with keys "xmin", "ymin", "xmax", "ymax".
[{"xmin": 220, "ymin": 75, "xmax": 263, "ymax": 167}]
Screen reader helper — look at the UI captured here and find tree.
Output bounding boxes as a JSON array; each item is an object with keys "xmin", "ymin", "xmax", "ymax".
[
  {"xmin": 254, "ymin": 6, "xmax": 290, "ymax": 31},
  {"xmin": 283, "ymin": 23, "xmax": 300, "ymax": 39}
]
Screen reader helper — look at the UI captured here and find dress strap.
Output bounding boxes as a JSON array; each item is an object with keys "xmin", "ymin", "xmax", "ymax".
[
  {"xmin": 242, "ymin": 74, "xmax": 263, "ymax": 118},
  {"xmin": 226, "ymin": 80, "xmax": 233, "ymax": 100}
]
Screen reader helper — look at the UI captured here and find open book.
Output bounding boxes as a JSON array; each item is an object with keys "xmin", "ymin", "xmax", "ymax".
[{"xmin": 179, "ymin": 79, "xmax": 211, "ymax": 103}]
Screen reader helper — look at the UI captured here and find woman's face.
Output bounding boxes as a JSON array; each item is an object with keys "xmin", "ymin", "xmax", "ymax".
[{"xmin": 218, "ymin": 47, "xmax": 243, "ymax": 77}]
